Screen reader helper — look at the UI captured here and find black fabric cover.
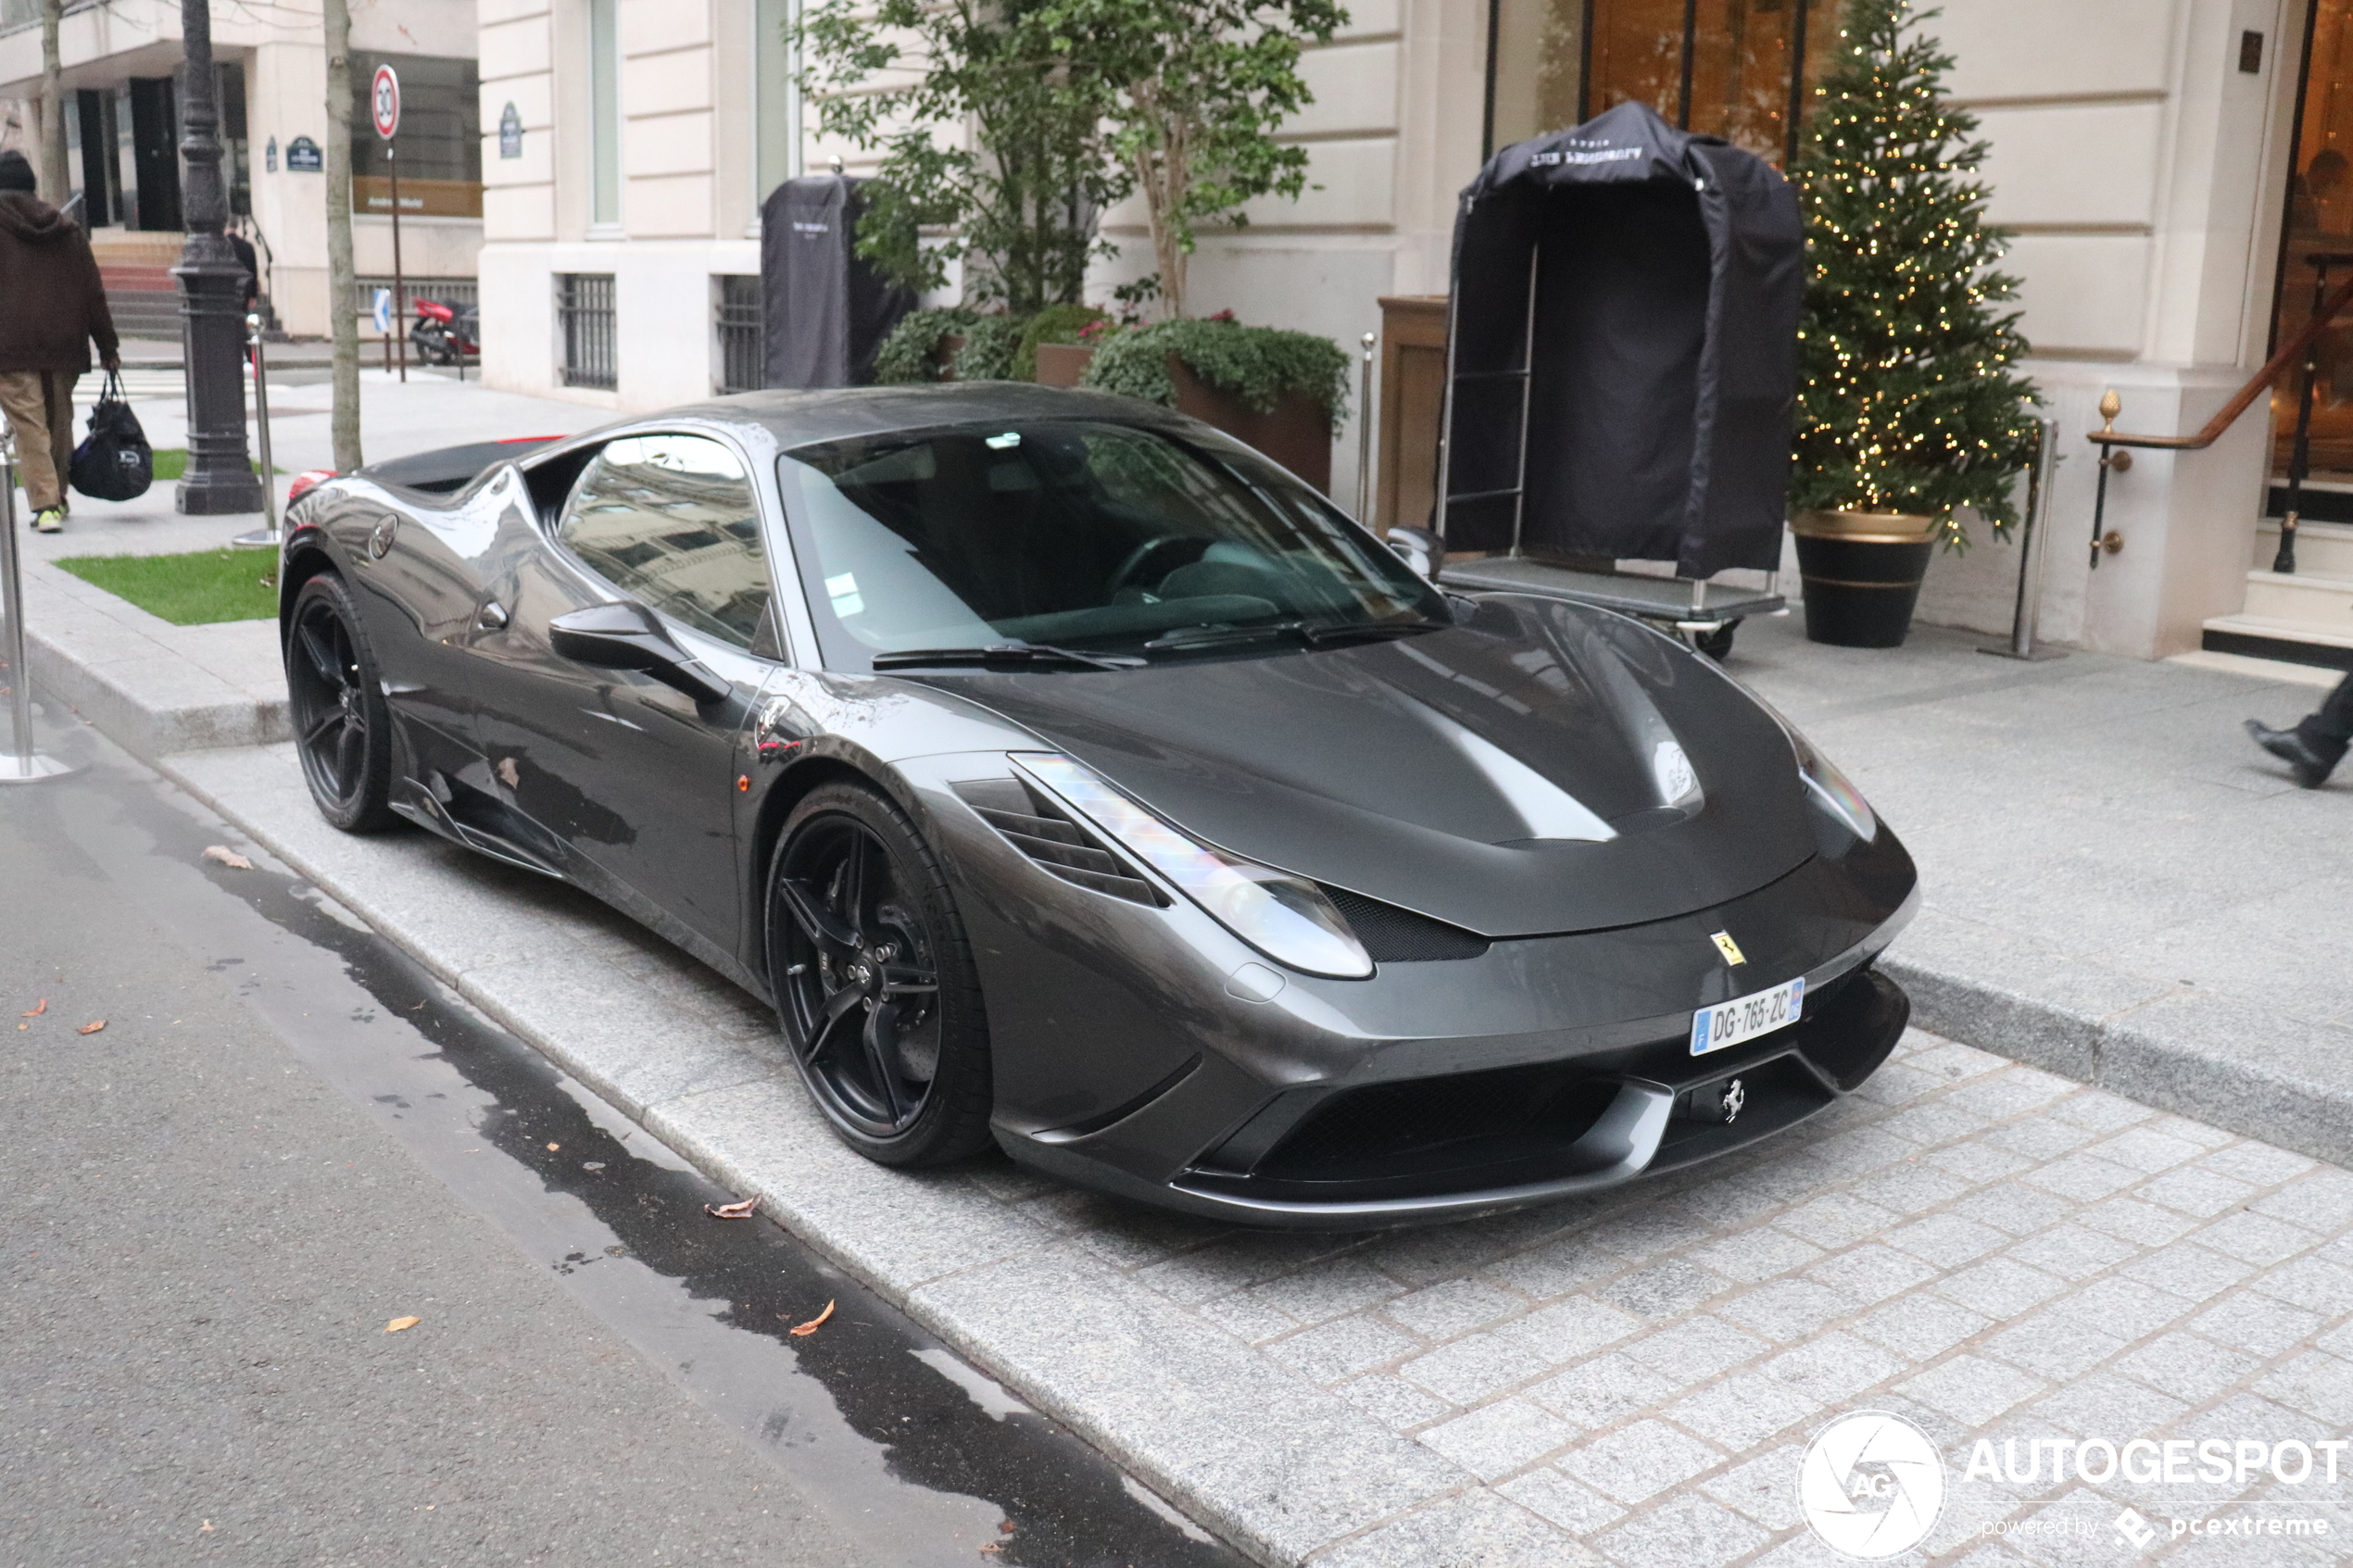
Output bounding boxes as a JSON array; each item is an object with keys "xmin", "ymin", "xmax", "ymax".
[
  {"xmin": 1442, "ymin": 102, "xmax": 1803, "ymax": 577},
  {"xmin": 761, "ymin": 175, "xmax": 916, "ymax": 390},
  {"xmin": 69, "ymin": 371, "xmax": 152, "ymax": 501}
]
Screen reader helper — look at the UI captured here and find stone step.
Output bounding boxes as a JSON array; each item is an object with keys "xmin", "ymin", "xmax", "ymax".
[
  {"xmin": 2240, "ymin": 568, "xmax": 2353, "ymax": 630},
  {"xmin": 86, "ymin": 229, "xmax": 185, "ymax": 267},
  {"xmin": 2252, "ymin": 517, "xmax": 2353, "ymax": 577},
  {"xmin": 2202, "ymin": 609, "xmax": 2353, "ymax": 673},
  {"xmin": 106, "ymin": 288, "xmax": 184, "ymax": 339}
]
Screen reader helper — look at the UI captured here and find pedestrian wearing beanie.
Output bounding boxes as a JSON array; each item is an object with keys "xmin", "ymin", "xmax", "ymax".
[{"xmin": 0, "ymin": 148, "xmax": 121, "ymax": 533}]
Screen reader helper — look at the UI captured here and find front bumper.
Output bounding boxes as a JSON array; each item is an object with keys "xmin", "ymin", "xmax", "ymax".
[{"xmin": 901, "ymin": 753, "xmax": 1920, "ymax": 1230}]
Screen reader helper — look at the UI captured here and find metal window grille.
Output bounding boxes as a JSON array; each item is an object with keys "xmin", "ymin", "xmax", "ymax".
[
  {"xmin": 715, "ymin": 276, "xmax": 763, "ymax": 395},
  {"xmin": 558, "ymin": 273, "xmax": 618, "ymax": 390}
]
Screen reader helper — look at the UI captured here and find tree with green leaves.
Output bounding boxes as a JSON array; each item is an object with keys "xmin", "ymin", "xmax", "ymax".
[
  {"xmin": 794, "ymin": 0, "xmax": 1125, "ymax": 314},
  {"xmin": 1035, "ymin": 0, "xmax": 1342, "ymax": 319},
  {"xmin": 1790, "ymin": 0, "xmax": 2039, "ymax": 547}
]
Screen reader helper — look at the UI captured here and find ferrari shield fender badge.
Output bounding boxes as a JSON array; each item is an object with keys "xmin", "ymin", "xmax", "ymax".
[{"xmin": 1710, "ymin": 931, "xmax": 1746, "ymax": 966}]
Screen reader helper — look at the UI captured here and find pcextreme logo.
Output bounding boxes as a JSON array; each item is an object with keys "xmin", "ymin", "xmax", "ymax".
[{"xmin": 1798, "ymin": 1411, "xmax": 1945, "ymax": 1559}]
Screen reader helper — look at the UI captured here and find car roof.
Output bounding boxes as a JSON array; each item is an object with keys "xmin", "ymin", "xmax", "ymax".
[{"xmin": 636, "ymin": 383, "xmax": 1201, "ymax": 453}]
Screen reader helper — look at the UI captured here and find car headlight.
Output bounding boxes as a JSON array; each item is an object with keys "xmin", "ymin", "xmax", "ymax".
[
  {"xmin": 1790, "ymin": 730, "xmax": 1877, "ymax": 842},
  {"xmin": 1013, "ymin": 753, "xmax": 1375, "ymax": 979}
]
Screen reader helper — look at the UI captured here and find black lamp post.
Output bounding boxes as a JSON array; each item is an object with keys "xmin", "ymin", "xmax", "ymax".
[{"xmin": 172, "ymin": 0, "xmax": 264, "ymax": 515}]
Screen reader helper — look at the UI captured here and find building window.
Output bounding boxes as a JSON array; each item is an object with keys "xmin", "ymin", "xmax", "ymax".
[
  {"xmin": 589, "ymin": 0, "xmax": 622, "ymax": 228},
  {"xmin": 716, "ymin": 276, "xmax": 764, "ymax": 395},
  {"xmin": 559, "ymin": 273, "xmax": 618, "ymax": 389},
  {"xmin": 754, "ymin": 0, "xmax": 800, "ymax": 202},
  {"xmin": 1486, "ymin": 0, "xmax": 1834, "ymax": 167},
  {"xmin": 348, "ymin": 53, "xmax": 483, "ymax": 182}
]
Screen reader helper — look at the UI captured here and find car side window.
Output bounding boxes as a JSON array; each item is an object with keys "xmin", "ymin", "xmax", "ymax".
[{"xmin": 556, "ymin": 433, "xmax": 773, "ymax": 650}]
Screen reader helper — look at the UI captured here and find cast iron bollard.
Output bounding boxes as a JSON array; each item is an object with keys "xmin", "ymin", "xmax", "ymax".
[
  {"xmin": 232, "ymin": 313, "xmax": 283, "ymax": 551},
  {"xmin": 0, "ymin": 433, "xmax": 75, "ymax": 783}
]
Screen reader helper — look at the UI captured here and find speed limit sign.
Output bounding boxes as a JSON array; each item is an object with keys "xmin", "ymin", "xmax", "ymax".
[{"xmin": 371, "ymin": 64, "xmax": 400, "ymax": 140}]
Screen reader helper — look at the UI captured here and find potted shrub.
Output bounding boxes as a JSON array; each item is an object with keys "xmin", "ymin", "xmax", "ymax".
[
  {"xmin": 1076, "ymin": 314, "xmax": 1347, "ymax": 490},
  {"xmin": 1789, "ymin": 0, "xmax": 2039, "ymax": 647}
]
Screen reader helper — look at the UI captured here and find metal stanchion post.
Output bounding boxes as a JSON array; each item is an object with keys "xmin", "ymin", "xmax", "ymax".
[
  {"xmin": 1355, "ymin": 332, "xmax": 1377, "ymax": 525},
  {"xmin": 232, "ymin": 313, "xmax": 282, "ymax": 550},
  {"xmin": 1982, "ymin": 411, "xmax": 2066, "ymax": 661},
  {"xmin": 0, "ymin": 433, "xmax": 75, "ymax": 783}
]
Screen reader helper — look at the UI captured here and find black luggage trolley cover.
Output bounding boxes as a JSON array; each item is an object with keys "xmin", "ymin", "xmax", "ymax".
[{"xmin": 1436, "ymin": 102, "xmax": 1804, "ymax": 616}]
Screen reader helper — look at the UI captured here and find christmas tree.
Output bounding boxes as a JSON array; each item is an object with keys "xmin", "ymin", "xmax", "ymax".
[{"xmin": 1790, "ymin": 0, "xmax": 2040, "ymax": 547}]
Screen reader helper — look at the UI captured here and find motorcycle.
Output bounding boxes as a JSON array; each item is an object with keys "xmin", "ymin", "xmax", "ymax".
[{"xmin": 409, "ymin": 298, "xmax": 480, "ymax": 367}]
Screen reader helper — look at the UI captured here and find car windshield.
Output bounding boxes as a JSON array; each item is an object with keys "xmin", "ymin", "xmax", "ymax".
[{"xmin": 774, "ymin": 420, "xmax": 1447, "ymax": 671}]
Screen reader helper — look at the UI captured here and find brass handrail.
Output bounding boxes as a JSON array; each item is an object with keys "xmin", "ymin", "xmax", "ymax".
[
  {"xmin": 2084, "ymin": 251, "xmax": 2353, "ymax": 574},
  {"xmin": 2086, "ymin": 268, "xmax": 2353, "ymax": 452}
]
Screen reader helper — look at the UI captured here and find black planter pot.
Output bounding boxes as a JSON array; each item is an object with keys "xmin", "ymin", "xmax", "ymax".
[{"xmin": 1791, "ymin": 511, "xmax": 1938, "ymax": 648}]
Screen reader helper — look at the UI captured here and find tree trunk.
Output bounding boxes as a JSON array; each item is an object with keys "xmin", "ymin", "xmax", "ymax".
[
  {"xmin": 37, "ymin": 0, "xmax": 69, "ymax": 204},
  {"xmin": 1132, "ymin": 87, "xmax": 1188, "ymax": 320},
  {"xmin": 322, "ymin": 0, "xmax": 362, "ymax": 470}
]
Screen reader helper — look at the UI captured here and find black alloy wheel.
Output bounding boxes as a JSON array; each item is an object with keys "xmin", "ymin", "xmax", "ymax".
[
  {"xmin": 286, "ymin": 572, "xmax": 398, "ymax": 833},
  {"xmin": 768, "ymin": 783, "xmax": 993, "ymax": 1166}
]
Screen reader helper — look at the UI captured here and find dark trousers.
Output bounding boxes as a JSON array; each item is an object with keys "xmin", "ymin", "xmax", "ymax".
[{"xmin": 2298, "ymin": 671, "xmax": 2353, "ymax": 763}]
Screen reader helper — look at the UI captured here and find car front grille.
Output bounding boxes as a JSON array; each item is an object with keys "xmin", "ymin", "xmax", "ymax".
[{"xmin": 953, "ymin": 778, "xmax": 1164, "ymax": 906}]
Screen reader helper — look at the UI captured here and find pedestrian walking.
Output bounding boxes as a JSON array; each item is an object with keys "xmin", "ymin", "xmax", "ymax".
[
  {"xmin": 0, "ymin": 149, "xmax": 121, "ymax": 533},
  {"xmin": 2247, "ymin": 674, "xmax": 2353, "ymax": 787}
]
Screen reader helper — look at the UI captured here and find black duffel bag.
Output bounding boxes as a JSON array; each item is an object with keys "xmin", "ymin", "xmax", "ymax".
[{"xmin": 69, "ymin": 371, "xmax": 153, "ymax": 502}]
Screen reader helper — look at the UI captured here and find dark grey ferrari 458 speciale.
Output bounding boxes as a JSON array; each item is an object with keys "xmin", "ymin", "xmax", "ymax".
[{"xmin": 276, "ymin": 383, "xmax": 1917, "ymax": 1228}]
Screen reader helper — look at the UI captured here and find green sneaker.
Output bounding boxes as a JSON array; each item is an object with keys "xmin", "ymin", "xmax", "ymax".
[{"xmin": 31, "ymin": 507, "xmax": 65, "ymax": 533}]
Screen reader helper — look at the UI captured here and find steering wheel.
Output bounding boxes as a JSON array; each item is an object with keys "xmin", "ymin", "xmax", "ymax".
[{"xmin": 1108, "ymin": 535, "xmax": 1206, "ymax": 597}]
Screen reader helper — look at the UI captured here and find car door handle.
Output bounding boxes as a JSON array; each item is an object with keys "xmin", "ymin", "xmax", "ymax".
[{"xmin": 476, "ymin": 600, "xmax": 510, "ymax": 631}]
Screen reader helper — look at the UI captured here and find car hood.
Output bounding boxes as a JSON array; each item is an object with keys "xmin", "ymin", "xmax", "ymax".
[{"xmin": 922, "ymin": 596, "xmax": 1818, "ymax": 937}]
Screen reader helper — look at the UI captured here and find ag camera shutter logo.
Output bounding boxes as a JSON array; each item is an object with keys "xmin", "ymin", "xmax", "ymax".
[{"xmin": 1799, "ymin": 1411, "xmax": 1945, "ymax": 1558}]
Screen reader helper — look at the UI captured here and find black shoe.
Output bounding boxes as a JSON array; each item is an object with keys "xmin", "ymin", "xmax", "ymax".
[{"xmin": 2246, "ymin": 719, "xmax": 2337, "ymax": 788}]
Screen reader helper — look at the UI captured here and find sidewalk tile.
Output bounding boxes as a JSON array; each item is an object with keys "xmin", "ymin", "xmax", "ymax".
[
  {"xmin": 1851, "ymin": 1293, "xmax": 1993, "ymax": 1360},
  {"xmin": 1490, "ymin": 1297, "xmax": 1646, "ymax": 1364},
  {"xmin": 1416, "ymin": 1399, "xmax": 1577, "ymax": 1481},
  {"xmin": 1663, "ymin": 1373, "xmax": 1821, "ymax": 1451},
  {"xmin": 1898, "ymin": 1354, "xmax": 2045, "ymax": 1425},
  {"xmin": 1309, "ymin": 1489, "xmax": 1600, "ymax": 1568},
  {"xmin": 2133, "ymin": 1165, "xmax": 2259, "ymax": 1218},
  {"xmin": 1383, "ymin": 1279, "xmax": 1521, "ymax": 1339},
  {"xmin": 1699, "ymin": 1443, "xmax": 1808, "ymax": 1529},
  {"xmin": 1808, "ymin": 1242, "xmax": 1940, "ymax": 1307},
  {"xmin": 2002, "ymin": 1224, "xmax": 2138, "ymax": 1283},
  {"xmin": 1266, "ymin": 1313, "xmax": 1419, "ymax": 1383},
  {"xmin": 1683, "ymin": 1226, "xmax": 1824, "ymax": 1284},
  {"xmin": 1620, "ymin": 1317, "xmax": 1770, "ymax": 1386},
  {"xmin": 1399, "ymin": 1333, "xmax": 1554, "ymax": 1405},
  {"xmin": 2252, "ymin": 1350, "xmax": 2353, "ymax": 1425},
  {"xmin": 2190, "ymin": 1293, "xmax": 2324, "ymax": 1358},
  {"xmin": 1526, "ymin": 1351, "xmax": 1680, "ymax": 1429},
  {"xmin": 1599, "ymin": 1259, "xmax": 1734, "ymax": 1320},
  {"xmin": 1331, "ymin": 1372, "xmax": 1452, "ymax": 1430},
  {"xmin": 1762, "ymin": 1333, "xmax": 1905, "ymax": 1404},
  {"xmin": 1594, "ymin": 1493, "xmax": 1771, "ymax": 1568},
  {"xmin": 1983, "ymin": 1314, "xmax": 2129, "ymax": 1383},
  {"xmin": 1496, "ymin": 1467, "xmax": 1627, "ymax": 1534},
  {"xmin": 1715, "ymin": 1278, "xmax": 1853, "ymax": 1343},
  {"xmin": 1555, "ymin": 1419, "xmax": 1722, "ymax": 1505}
]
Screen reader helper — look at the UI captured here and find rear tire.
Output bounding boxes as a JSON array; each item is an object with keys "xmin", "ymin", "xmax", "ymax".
[
  {"xmin": 766, "ymin": 781, "xmax": 994, "ymax": 1167},
  {"xmin": 285, "ymin": 572, "xmax": 399, "ymax": 834}
]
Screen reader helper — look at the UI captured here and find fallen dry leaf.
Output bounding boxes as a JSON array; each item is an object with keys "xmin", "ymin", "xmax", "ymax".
[
  {"xmin": 384, "ymin": 1316, "xmax": 421, "ymax": 1333},
  {"xmin": 977, "ymin": 1545, "xmax": 1003, "ymax": 1556},
  {"xmin": 786, "ymin": 1299, "xmax": 837, "ymax": 1338},
  {"xmin": 77, "ymin": 1020, "xmax": 106, "ymax": 1035},
  {"xmin": 999, "ymin": 1520, "xmax": 1016, "ymax": 1534},
  {"xmin": 200, "ymin": 1519, "xmax": 214, "ymax": 1533},
  {"xmin": 546, "ymin": 1142, "xmax": 560, "ymax": 1151},
  {"xmin": 200, "ymin": 846, "xmax": 254, "ymax": 871},
  {"xmin": 705, "ymin": 1196, "xmax": 758, "ymax": 1220},
  {"xmin": 20, "ymin": 998, "xmax": 45, "ymax": 1017}
]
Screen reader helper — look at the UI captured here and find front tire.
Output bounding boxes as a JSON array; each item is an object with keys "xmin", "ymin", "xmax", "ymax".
[
  {"xmin": 285, "ymin": 572, "xmax": 398, "ymax": 834},
  {"xmin": 766, "ymin": 782, "xmax": 994, "ymax": 1167}
]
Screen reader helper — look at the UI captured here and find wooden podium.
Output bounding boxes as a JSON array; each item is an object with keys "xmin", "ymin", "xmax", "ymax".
[{"xmin": 1373, "ymin": 295, "xmax": 1448, "ymax": 533}]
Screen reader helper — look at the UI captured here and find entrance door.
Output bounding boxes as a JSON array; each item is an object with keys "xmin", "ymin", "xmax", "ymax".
[{"xmin": 126, "ymin": 79, "xmax": 182, "ymax": 232}]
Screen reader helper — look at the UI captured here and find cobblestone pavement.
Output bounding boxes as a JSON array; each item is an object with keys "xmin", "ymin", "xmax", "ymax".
[
  {"xmin": 978, "ymin": 1028, "xmax": 2353, "ymax": 1566},
  {"xmin": 162, "ymin": 742, "xmax": 2353, "ymax": 1567}
]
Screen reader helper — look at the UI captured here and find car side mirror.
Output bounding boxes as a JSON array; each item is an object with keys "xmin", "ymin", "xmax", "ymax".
[
  {"xmin": 548, "ymin": 601, "xmax": 733, "ymax": 704},
  {"xmin": 1386, "ymin": 526, "xmax": 1442, "ymax": 582}
]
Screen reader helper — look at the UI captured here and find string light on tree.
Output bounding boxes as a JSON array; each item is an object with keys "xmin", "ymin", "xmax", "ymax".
[{"xmin": 1790, "ymin": 0, "xmax": 2039, "ymax": 549}]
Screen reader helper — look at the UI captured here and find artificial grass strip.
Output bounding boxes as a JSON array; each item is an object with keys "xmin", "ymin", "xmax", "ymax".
[
  {"xmin": 54, "ymin": 548, "xmax": 278, "ymax": 626},
  {"xmin": 146, "ymin": 449, "xmax": 281, "ymax": 482}
]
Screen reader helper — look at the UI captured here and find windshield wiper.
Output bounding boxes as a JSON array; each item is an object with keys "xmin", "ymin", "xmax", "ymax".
[
  {"xmin": 1298, "ymin": 621, "xmax": 1447, "ymax": 647},
  {"xmin": 1141, "ymin": 619, "xmax": 1446, "ymax": 654},
  {"xmin": 871, "ymin": 642, "xmax": 1145, "ymax": 671}
]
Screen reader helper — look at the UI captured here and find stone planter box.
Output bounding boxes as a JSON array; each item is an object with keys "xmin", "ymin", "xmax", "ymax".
[{"xmin": 1032, "ymin": 343, "xmax": 1333, "ymax": 495}]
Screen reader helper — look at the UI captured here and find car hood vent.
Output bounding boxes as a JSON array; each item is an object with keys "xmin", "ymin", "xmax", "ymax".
[
  {"xmin": 1320, "ymin": 885, "xmax": 1489, "ymax": 961},
  {"xmin": 952, "ymin": 778, "xmax": 1166, "ymax": 907}
]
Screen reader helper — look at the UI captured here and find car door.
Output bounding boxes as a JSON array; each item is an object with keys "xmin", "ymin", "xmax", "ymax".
[{"xmin": 463, "ymin": 431, "xmax": 779, "ymax": 959}]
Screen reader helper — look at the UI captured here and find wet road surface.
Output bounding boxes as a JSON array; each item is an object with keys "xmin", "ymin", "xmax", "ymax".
[{"xmin": 0, "ymin": 709, "xmax": 1247, "ymax": 1568}]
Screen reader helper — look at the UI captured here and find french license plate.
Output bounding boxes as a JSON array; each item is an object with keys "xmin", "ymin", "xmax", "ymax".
[{"xmin": 1691, "ymin": 976, "xmax": 1805, "ymax": 1057}]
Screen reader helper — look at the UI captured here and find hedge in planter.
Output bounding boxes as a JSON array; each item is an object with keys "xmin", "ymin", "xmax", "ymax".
[
  {"xmin": 1080, "ymin": 318, "xmax": 1349, "ymax": 490},
  {"xmin": 1791, "ymin": 0, "xmax": 2040, "ymax": 646}
]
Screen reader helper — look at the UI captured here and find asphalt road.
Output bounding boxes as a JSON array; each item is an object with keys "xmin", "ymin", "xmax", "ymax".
[{"xmin": 0, "ymin": 713, "xmax": 1242, "ymax": 1568}]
